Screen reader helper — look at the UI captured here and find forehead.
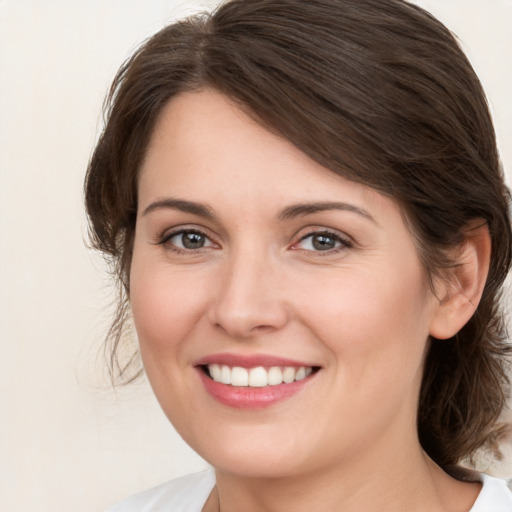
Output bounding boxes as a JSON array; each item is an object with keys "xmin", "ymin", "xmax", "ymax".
[{"xmin": 140, "ymin": 89, "xmax": 381, "ymax": 205}]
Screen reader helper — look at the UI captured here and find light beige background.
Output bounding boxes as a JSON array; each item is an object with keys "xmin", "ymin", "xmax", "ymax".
[{"xmin": 1, "ymin": 1, "xmax": 511, "ymax": 511}]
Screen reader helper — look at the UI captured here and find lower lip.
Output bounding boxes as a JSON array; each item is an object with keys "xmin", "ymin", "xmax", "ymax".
[{"xmin": 197, "ymin": 369, "xmax": 315, "ymax": 409}]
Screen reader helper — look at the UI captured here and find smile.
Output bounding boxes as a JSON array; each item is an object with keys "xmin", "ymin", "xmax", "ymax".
[
  {"xmin": 206, "ymin": 364, "xmax": 313, "ymax": 387},
  {"xmin": 196, "ymin": 355, "xmax": 320, "ymax": 408}
]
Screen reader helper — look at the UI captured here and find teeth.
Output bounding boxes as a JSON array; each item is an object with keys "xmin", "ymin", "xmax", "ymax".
[
  {"xmin": 209, "ymin": 364, "xmax": 222, "ymax": 382},
  {"xmin": 295, "ymin": 367, "xmax": 306, "ymax": 381},
  {"xmin": 248, "ymin": 367, "xmax": 267, "ymax": 387},
  {"xmin": 282, "ymin": 366, "xmax": 295, "ymax": 383},
  {"xmin": 231, "ymin": 367, "xmax": 248, "ymax": 386},
  {"xmin": 221, "ymin": 364, "xmax": 231, "ymax": 385},
  {"xmin": 267, "ymin": 366, "xmax": 283, "ymax": 385},
  {"xmin": 207, "ymin": 364, "xmax": 314, "ymax": 387}
]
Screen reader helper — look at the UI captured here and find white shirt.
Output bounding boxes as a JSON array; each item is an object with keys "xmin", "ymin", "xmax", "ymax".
[{"xmin": 105, "ymin": 469, "xmax": 512, "ymax": 512}]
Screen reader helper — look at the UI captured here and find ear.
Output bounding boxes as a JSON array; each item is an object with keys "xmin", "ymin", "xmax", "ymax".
[{"xmin": 429, "ymin": 221, "xmax": 491, "ymax": 340}]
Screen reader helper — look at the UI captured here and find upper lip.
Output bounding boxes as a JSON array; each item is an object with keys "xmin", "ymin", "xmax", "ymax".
[{"xmin": 194, "ymin": 353, "xmax": 318, "ymax": 369}]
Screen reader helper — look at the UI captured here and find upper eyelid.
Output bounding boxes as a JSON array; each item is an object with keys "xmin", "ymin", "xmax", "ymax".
[
  {"xmin": 298, "ymin": 228, "xmax": 349, "ymax": 240},
  {"xmin": 160, "ymin": 224, "xmax": 213, "ymax": 239},
  {"xmin": 294, "ymin": 226, "xmax": 353, "ymax": 243},
  {"xmin": 155, "ymin": 224, "xmax": 353, "ymax": 248},
  {"xmin": 288, "ymin": 228, "xmax": 354, "ymax": 257},
  {"xmin": 156, "ymin": 226, "xmax": 218, "ymax": 248},
  {"xmin": 296, "ymin": 232, "xmax": 352, "ymax": 247}
]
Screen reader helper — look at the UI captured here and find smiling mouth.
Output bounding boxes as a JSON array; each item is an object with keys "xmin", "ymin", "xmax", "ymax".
[{"xmin": 202, "ymin": 364, "xmax": 319, "ymax": 387}]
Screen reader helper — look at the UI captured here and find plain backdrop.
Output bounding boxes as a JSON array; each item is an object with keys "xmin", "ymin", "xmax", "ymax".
[{"xmin": 1, "ymin": 1, "xmax": 511, "ymax": 511}]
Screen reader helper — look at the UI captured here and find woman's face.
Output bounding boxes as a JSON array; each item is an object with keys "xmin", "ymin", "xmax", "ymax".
[{"xmin": 130, "ymin": 89, "xmax": 443, "ymax": 477}]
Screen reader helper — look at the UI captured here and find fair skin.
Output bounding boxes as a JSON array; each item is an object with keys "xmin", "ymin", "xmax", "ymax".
[{"xmin": 130, "ymin": 89, "xmax": 486, "ymax": 511}]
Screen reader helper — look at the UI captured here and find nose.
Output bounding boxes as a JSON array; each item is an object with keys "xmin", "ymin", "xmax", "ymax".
[{"xmin": 208, "ymin": 249, "xmax": 289, "ymax": 339}]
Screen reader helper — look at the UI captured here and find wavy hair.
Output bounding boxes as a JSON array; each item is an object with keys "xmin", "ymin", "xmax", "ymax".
[{"xmin": 85, "ymin": 0, "xmax": 511, "ymax": 470}]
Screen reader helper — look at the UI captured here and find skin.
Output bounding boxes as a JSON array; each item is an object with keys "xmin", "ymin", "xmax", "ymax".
[{"xmin": 130, "ymin": 89, "xmax": 484, "ymax": 511}]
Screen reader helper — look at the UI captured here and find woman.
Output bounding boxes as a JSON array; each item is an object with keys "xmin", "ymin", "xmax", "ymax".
[{"xmin": 86, "ymin": 0, "xmax": 512, "ymax": 510}]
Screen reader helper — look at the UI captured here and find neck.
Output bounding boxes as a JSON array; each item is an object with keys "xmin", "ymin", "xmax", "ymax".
[{"xmin": 209, "ymin": 436, "xmax": 480, "ymax": 512}]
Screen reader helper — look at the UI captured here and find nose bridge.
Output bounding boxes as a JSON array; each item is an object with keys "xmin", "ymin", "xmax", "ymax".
[{"xmin": 210, "ymin": 242, "xmax": 287, "ymax": 338}]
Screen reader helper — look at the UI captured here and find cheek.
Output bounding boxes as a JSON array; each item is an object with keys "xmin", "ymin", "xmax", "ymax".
[
  {"xmin": 298, "ymin": 265, "xmax": 433, "ymax": 386},
  {"xmin": 129, "ymin": 260, "xmax": 209, "ymax": 362},
  {"xmin": 129, "ymin": 261, "xmax": 212, "ymax": 420}
]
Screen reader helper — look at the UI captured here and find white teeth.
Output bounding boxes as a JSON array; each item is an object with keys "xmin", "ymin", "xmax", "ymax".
[
  {"xmin": 249, "ymin": 367, "xmax": 268, "ymax": 387},
  {"xmin": 207, "ymin": 364, "xmax": 314, "ymax": 387},
  {"xmin": 267, "ymin": 366, "xmax": 283, "ymax": 385},
  {"xmin": 282, "ymin": 366, "xmax": 295, "ymax": 383},
  {"xmin": 221, "ymin": 365, "xmax": 231, "ymax": 385},
  {"xmin": 209, "ymin": 364, "xmax": 222, "ymax": 381},
  {"xmin": 295, "ymin": 367, "xmax": 306, "ymax": 381},
  {"xmin": 231, "ymin": 367, "xmax": 249, "ymax": 386}
]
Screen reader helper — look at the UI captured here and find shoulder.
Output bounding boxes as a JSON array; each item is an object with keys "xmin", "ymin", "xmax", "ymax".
[
  {"xmin": 470, "ymin": 473, "xmax": 512, "ymax": 512},
  {"xmin": 104, "ymin": 468, "xmax": 216, "ymax": 512}
]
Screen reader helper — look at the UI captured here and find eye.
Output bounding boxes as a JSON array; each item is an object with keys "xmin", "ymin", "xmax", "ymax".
[
  {"xmin": 293, "ymin": 231, "xmax": 351, "ymax": 252},
  {"xmin": 162, "ymin": 229, "xmax": 216, "ymax": 251}
]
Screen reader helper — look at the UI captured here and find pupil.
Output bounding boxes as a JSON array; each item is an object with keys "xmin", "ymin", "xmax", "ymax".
[
  {"xmin": 182, "ymin": 232, "xmax": 205, "ymax": 249},
  {"xmin": 313, "ymin": 234, "xmax": 335, "ymax": 251}
]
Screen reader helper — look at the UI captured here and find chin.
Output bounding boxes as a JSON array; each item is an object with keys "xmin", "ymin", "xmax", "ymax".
[
  {"xmin": 178, "ymin": 421, "xmax": 313, "ymax": 479},
  {"xmin": 205, "ymin": 450, "xmax": 305, "ymax": 479}
]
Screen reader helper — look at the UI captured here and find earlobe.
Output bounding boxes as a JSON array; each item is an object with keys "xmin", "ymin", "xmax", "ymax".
[{"xmin": 429, "ymin": 222, "xmax": 491, "ymax": 340}]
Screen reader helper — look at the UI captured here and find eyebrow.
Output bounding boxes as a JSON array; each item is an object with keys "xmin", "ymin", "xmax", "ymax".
[
  {"xmin": 278, "ymin": 201, "xmax": 375, "ymax": 222},
  {"xmin": 142, "ymin": 198, "xmax": 375, "ymax": 223},
  {"xmin": 142, "ymin": 198, "xmax": 217, "ymax": 220}
]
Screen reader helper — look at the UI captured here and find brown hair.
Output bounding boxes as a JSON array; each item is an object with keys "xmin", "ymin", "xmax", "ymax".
[{"xmin": 85, "ymin": 0, "xmax": 511, "ymax": 470}]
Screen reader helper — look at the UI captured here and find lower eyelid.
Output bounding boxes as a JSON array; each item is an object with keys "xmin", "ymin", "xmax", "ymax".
[{"xmin": 159, "ymin": 228, "xmax": 222, "ymax": 254}]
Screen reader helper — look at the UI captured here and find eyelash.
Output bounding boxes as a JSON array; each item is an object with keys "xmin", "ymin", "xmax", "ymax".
[
  {"xmin": 157, "ymin": 227, "xmax": 353, "ymax": 255},
  {"xmin": 293, "ymin": 229, "xmax": 353, "ymax": 255},
  {"xmin": 158, "ymin": 228, "xmax": 217, "ymax": 254}
]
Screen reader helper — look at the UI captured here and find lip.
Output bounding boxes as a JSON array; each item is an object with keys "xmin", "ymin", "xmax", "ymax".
[
  {"xmin": 194, "ymin": 353, "xmax": 319, "ymax": 409},
  {"xmin": 194, "ymin": 352, "xmax": 314, "ymax": 368},
  {"xmin": 197, "ymin": 370, "xmax": 315, "ymax": 409}
]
